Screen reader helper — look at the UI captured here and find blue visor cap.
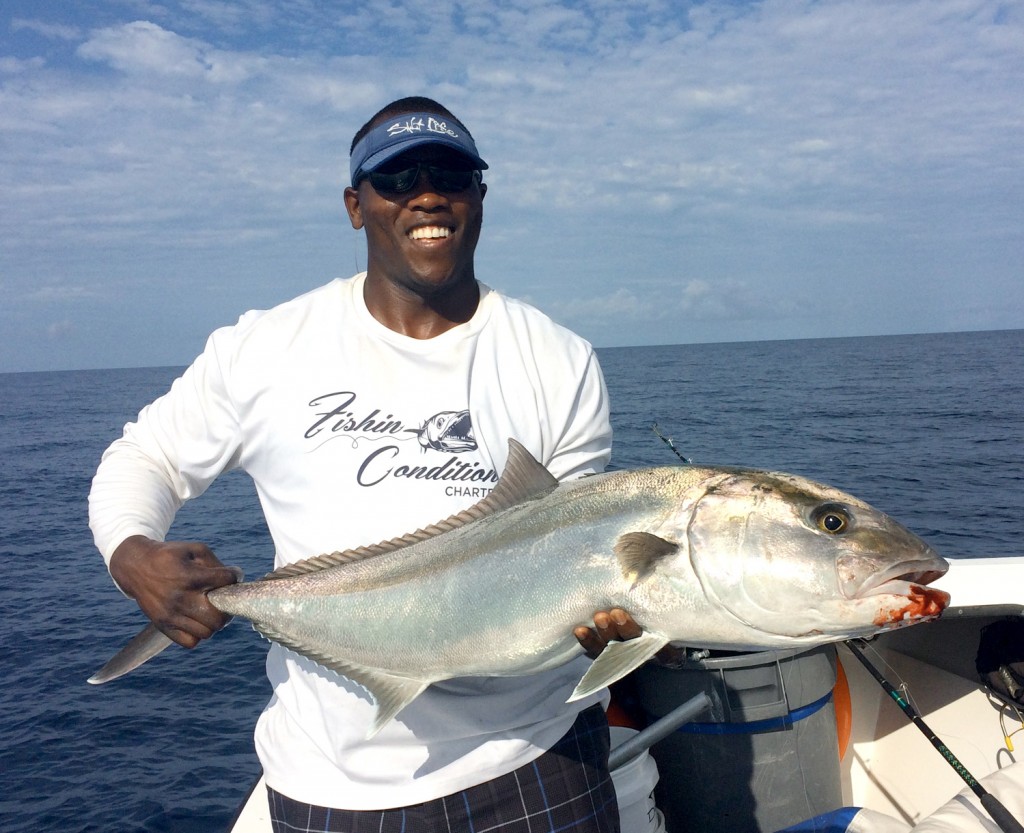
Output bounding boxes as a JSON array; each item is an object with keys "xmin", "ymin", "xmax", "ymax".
[{"xmin": 350, "ymin": 112, "xmax": 488, "ymax": 185}]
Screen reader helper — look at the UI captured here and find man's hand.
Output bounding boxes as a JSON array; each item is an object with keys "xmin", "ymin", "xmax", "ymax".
[
  {"xmin": 109, "ymin": 535, "xmax": 240, "ymax": 649},
  {"xmin": 574, "ymin": 608, "xmax": 643, "ymax": 659}
]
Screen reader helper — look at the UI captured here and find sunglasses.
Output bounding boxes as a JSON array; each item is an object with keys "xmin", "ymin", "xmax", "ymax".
[{"xmin": 359, "ymin": 163, "xmax": 482, "ymax": 195}]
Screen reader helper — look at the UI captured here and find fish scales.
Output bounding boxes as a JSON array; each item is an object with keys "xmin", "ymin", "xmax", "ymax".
[{"xmin": 210, "ymin": 467, "xmax": 687, "ymax": 678}]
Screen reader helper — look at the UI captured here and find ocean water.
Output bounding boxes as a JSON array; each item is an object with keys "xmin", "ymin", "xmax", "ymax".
[{"xmin": 0, "ymin": 330, "xmax": 1020, "ymax": 833}]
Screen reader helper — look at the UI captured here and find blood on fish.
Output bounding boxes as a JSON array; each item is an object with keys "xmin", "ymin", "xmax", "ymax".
[{"xmin": 874, "ymin": 585, "xmax": 950, "ymax": 626}]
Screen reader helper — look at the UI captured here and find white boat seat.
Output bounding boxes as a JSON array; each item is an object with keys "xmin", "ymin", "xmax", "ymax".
[{"xmin": 777, "ymin": 761, "xmax": 1024, "ymax": 832}]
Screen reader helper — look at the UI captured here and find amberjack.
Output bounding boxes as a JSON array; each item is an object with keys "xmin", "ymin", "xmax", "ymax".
[{"xmin": 91, "ymin": 439, "xmax": 949, "ymax": 737}]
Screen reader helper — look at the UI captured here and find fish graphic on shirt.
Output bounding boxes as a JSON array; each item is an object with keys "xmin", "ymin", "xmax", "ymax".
[{"xmin": 411, "ymin": 410, "xmax": 476, "ymax": 452}]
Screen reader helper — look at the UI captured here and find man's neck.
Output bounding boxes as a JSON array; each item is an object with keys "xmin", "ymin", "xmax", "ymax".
[{"xmin": 362, "ymin": 273, "xmax": 480, "ymax": 339}]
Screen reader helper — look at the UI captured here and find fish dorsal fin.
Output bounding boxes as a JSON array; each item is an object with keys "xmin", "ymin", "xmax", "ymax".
[
  {"xmin": 568, "ymin": 631, "xmax": 669, "ymax": 702},
  {"xmin": 253, "ymin": 622, "xmax": 428, "ymax": 738},
  {"xmin": 614, "ymin": 532, "xmax": 679, "ymax": 585},
  {"xmin": 259, "ymin": 439, "xmax": 559, "ymax": 581},
  {"xmin": 489, "ymin": 437, "xmax": 561, "ymax": 508}
]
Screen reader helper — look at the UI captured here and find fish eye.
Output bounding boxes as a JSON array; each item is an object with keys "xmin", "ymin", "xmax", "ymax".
[{"xmin": 813, "ymin": 504, "xmax": 850, "ymax": 534}]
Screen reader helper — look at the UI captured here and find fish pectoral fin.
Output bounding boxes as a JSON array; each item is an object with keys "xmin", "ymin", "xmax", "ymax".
[
  {"xmin": 614, "ymin": 532, "xmax": 679, "ymax": 584},
  {"xmin": 568, "ymin": 631, "xmax": 669, "ymax": 702},
  {"xmin": 88, "ymin": 622, "xmax": 175, "ymax": 684}
]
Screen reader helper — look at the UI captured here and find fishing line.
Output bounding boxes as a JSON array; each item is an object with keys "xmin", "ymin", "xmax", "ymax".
[
  {"xmin": 863, "ymin": 642, "xmax": 922, "ymax": 714},
  {"xmin": 846, "ymin": 639, "xmax": 1024, "ymax": 833},
  {"xmin": 651, "ymin": 423, "xmax": 691, "ymax": 464}
]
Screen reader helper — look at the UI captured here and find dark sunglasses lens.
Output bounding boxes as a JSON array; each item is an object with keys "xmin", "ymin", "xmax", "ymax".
[
  {"xmin": 366, "ymin": 164, "xmax": 478, "ymax": 194},
  {"xmin": 368, "ymin": 167, "xmax": 419, "ymax": 193},
  {"xmin": 426, "ymin": 167, "xmax": 476, "ymax": 192}
]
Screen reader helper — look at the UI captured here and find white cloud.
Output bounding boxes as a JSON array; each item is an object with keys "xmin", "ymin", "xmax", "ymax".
[
  {"xmin": 178, "ymin": 0, "xmax": 277, "ymax": 31},
  {"xmin": 547, "ymin": 279, "xmax": 799, "ymax": 333},
  {"xmin": 29, "ymin": 284, "xmax": 97, "ymax": 303},
  {"xmin": 77, "ymin": 21, "xmax": 257, "ymax": 82},
  {"xmin": 0, "ymin": 55, "xmax": 45, "ymax": 74},
  {"xmin": 0, "ymin": 0, "xmax": 1021, "ymax": 370},
  {"xmin": 11, "ymin": 17, "xmax": 81, "ymax": 40},
  {"xmin": 46, "ymin": 319, "xmax": 75, "ymax": 338}
]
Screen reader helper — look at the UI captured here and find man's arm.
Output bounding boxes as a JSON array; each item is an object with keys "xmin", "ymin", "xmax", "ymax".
[{"xmin": 91, "ymin": 328, "xmax": 248, "ymax": 647}]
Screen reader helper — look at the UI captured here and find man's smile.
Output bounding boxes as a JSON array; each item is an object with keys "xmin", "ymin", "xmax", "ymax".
[{"xmin": 408, "ymin": 225, "xmax": 452, "ymax": 240}]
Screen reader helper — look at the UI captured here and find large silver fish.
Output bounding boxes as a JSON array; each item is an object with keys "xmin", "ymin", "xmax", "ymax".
[{"xmin": 90, "ymin": 440, "xmax": 949, "ymax": 737}]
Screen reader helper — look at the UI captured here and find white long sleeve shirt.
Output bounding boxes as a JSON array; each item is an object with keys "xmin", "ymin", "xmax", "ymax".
[{"xmin": 89, "ymin": 273, "xmax": 612, "ymax": 808}]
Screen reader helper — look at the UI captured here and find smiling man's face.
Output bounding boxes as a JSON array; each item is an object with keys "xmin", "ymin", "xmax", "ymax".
[{"xmin": 344, "ymin": 143, "xmax": 486, "ymax": 301}]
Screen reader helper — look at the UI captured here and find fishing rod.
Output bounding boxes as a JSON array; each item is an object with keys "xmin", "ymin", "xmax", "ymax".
[{"xmin": 846, "ymin": 639, "xmax": 1024, "ymax": 833}]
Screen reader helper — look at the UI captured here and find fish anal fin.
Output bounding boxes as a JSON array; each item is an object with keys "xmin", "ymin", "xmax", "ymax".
[
  {"xmin": 252, "ymin": 624, "xmax": 429, "ymax": 737},
  {"xmin": 614, "ymin": 532, "xmax": 679, "ymax": 584},
  {"xmin": 365, "ymin": 676, "xmax": 430, "ymax": 739},
  {"xmin": 260, "ymin": 439, "xmax": 559, "ymax": 582},
  {"xmin": 568, "ymin": 632, "xmax": 669, "ymax": 702}
]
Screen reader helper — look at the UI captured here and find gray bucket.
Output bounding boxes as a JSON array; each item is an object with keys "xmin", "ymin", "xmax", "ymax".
[{"xmin": 633, "ymin": 644, "xmax": 842, "ymax": 833}]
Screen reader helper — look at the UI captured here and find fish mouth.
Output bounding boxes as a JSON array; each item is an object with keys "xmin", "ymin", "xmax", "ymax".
[
  {"xmin": 871, "ymin": 583, "xmax": 950, "ymax": 627},
  {"xmin": 849, "ymin": 557, "xmax": 951, "ymax": 627},
  {"xmin": 854, "ymin": 559, "xmax": 948, "ymax": 599}
]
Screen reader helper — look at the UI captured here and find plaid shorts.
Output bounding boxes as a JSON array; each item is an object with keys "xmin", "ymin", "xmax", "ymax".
[{"xmin": 266, "ymin": 705, "xmax": 620, "ymax": 833}]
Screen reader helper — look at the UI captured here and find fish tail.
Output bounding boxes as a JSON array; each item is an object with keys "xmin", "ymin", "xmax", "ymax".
[{"xmin": 88, "ymin": 623, "xmax": 174, "ymax": 684}]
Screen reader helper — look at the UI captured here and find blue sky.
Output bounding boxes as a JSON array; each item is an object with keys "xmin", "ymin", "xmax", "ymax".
[{"xmin": 2, "ymin": 0, "xmax": 1022, "ymax": 372}]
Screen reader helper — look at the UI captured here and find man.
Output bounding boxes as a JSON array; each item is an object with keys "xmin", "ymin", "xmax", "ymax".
[{"xmin": 90, "ymin": 97, "xmax": 635, "ymax": 832}]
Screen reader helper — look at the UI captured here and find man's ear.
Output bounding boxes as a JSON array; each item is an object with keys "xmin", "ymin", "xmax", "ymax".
[
  {"xmin": 343, "ymin": 186, "xmax": 363, "ymax": 230},
  {"xmin": 479, "ymin": 182, "xmax": 487, "ymax": 200}
]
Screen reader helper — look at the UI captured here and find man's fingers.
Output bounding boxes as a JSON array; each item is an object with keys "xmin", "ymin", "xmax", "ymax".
[
  {"xmin": 158, "ymin": 604, "xmax": 229, "ymax": 648},
  {"xmin": 108, "ymin": 536, "xmax": 239, "ymax": 650},
  {"xmin": 574, "ymin": 626, "xmax": 604, "ymax": 659},
  {"xmin": 183, "ymin": 564, "xmax": 242, "ymax": 594},
  {"xmin": 156, "ymin": 570, "xmax": 237, "ymax": 647},
  {"xmin": 575, "ymin": 609, "xmax": 644, "ymax": 659},
  {"xmin": 593, "ymin": 609, "xmax": 642, "ymax": 642},
  {"xmin": 608, "ymin": 609, "xmax": 642, "ymax": 640}
]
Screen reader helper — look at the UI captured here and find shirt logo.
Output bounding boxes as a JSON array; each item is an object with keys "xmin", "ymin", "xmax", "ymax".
[
  {"xmin": 412, "ymin": 410, "xmax": 475, "ymax": 453},
  {"xmin": 302, "ymin": 392, "xmax": 495, "ymax": 494}
]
